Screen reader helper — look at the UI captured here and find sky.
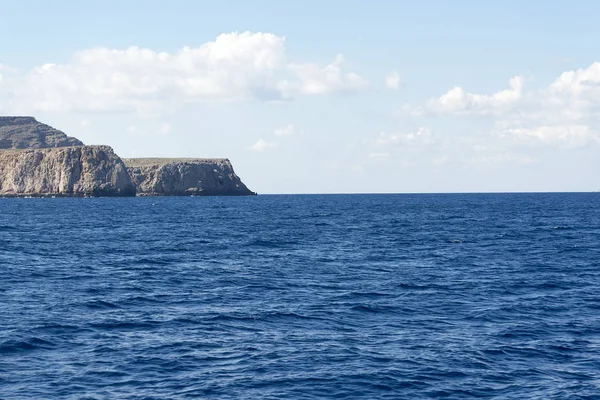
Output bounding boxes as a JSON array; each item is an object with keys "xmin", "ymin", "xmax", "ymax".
[{"xmin": 1, "ymin": 0, "xmax": 599, "ymax": 193}]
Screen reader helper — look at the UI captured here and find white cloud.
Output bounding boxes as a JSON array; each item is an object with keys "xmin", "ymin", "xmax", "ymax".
[
  {"xmin": 376, "ymin": 127, "xmax": 434, "ymax": 145},
  {"xmin": 11, "ymin": 32, "xmax": 286, "ymax": 114},
  {"xmin": 405, "ymin": 62, "xmax": 600, "ymax": 149},
  {"xmin": 422, "ymin": 76, "xmax": 524, "ymax": 116},
  {"xmin": 287, "ymin": 54, "xmax": 368, "ymax": 95},
  {"xmin": 248, "ymin": 123, "xmax": 296, "ymax": 152},
  {"xmin": 413, "ymin": 63, "xmax": 600, "ymax": 122},
  {"xmin": 0, "ymin": 32, "xmax": 368, "ymax": 115},
  {"xmin": 496, "ymin": 125, "xmax": 599, "ymax": 148},
  {"xmin": 385, "ymin": 71, "xmax": 401, "ymax": 90},
  {"xmin": 158, "ymin": 123, "xmax": 171, "ymax": 136},
  {"xmin": 368, "ymin": 152, "xmax": 390, "ymax": 159},
  {"xmin": 249, "ymin": 138, "xmax": 277, "ymax": 152},
  {"xmin": 274, "ymin": 124, "xmax": 294, "ymax": 137},
  {"xmin": 548, "ymin": 62, "xmax": 600, "ymax": 95}
]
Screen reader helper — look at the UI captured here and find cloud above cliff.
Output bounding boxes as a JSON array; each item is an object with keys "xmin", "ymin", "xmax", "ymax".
[
  {"xmin": 248, "ymin": 123, "xmax": 298, "ymax": 152},
  {"xmin": 286, "ymin": 55, "xmax": 368, "ymax": 95},
  {"xmin": 0, "ymin": 32, "xmax": 368, "ymax": 115},
  {"xmin": 248, "ymin": 138, "xmax": 277, "ymax": 152}
]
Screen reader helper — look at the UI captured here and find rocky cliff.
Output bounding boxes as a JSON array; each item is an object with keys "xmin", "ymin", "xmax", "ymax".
[
  {"xmin": 124, "ymin": 158, "xmax": 255, "ymax": 196},
  {"xmin": 0, "ymin": 116, "xmax": 255, "ymax": 197},
  {"xmin": 0, "ymin": 117, "xmax": 84, "ymax": 149},
  {"xmin": 0, "ymin": 146, "xmax": 136, "ymax": 197}
]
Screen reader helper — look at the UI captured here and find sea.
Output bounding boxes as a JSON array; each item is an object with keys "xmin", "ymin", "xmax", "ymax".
[{"xmin": 1, "ymin": 193, "xmax": 599, "ymax": 399}]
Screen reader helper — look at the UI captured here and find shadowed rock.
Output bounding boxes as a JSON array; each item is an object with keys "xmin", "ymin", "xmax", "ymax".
[
  {"xmin": 0, "ymin": 117, "xmax": 84, "ymax": 149},
  {"xmin": 123, "ymin": 158, "xmax": 255, "ymax": 196}
]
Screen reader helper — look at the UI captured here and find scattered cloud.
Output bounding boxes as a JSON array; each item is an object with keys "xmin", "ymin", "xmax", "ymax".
[
  {"xmin": 249, "ymin": 138, "xmax": 277, "ymax": 152},
  {"xmin": 417, "ymin": 76, "xmax": 524, "ymax": 116},
  {"xmin": 495, "ymin": 125, "xmax": 599, "ymax": 148},
  {"xmin": 248, "ymin": 123, "xmax": 297, "ymax": 152},
  {"xmin": 286, "ymin": 54, "xmax": 368, "ymax": 95},
  {"xmin": 385, "ymin": 71, "xmax": 401, "ymax": 90},
  {"xmin": 376, "ymin": 127, "xmax": 434, "ymax": 145},
  {"xmin": 368, "ymin": 152, "xmax": 390, "ymax": 159},
  {"xmin": 274, "ymin": 124, "xmax": 294, "ymax": 137},
  {"xmin": 403, "ymin": 62, "xmax": 600, "ymax": 149},
  {"xmin": 0, "ymin": 32, "xmax": 368, "ymax": 115}
]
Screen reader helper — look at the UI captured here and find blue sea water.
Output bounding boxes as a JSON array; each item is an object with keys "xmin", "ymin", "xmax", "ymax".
[{"xmin": 1, "ymin": 193, "xmax": 600, "ymax": 399}]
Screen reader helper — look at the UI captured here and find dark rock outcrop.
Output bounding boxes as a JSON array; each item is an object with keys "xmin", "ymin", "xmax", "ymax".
[
  {"xmin": 124, "ymin": 158, "xmax": 255, "ymax": 196},
  {"xmin": 0, "ymin": 117, "xmax": 84, "ymax": 149},
  {"xmin": 0, "ymin": 146, "xmax": 136, "ymax": 197}
]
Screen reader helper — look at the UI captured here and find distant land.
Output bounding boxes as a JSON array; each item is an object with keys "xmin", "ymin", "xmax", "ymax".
[{"xmin": 0, "ymin": 117, "xmax": 255, "ymax": 197}]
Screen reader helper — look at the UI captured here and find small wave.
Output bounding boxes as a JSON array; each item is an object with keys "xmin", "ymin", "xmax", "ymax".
[
  {"xmin": 0, "ymin": 337, "xmax": 56, "ymax": 354},
  {"xmin": 336, "ymin": 291, "xmax": 388, "ymax": 300},
  {"xmin": 90, "ymin": 321, "xmax": 158, "ymax": 330},
  {"xmin": 245, "ymin": 239, "xmax": 300, "ymax": 248},
  {"xmin": 553, "ymin": 226, "xmax": 575, "ymax": 230},
  {"xmin": 126, "ymin": 295, "xmax": 161, "ymax": 305},
  {"xmin": 130, "ymin": 257, "xmax": 174, "ymax": 266},
  {"xmin": 33, "ymin": 323, "xmax": 90, "ymax": 334},
  {"xmin": 84, "ymin": 300, "xmax": 121, "ymax": 310},
  {"xmin": 350, "ymin": 304, "xmax": 397, "ymax": 314}
]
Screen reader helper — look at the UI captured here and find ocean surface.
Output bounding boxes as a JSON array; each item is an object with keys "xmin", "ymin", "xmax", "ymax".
[{"xmin": 1, "ymin": 193, "xmax": 599, "ymax": 399}]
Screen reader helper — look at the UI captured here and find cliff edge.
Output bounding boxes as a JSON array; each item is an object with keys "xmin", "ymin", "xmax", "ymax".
[
  {"xmin": 0, "ymin": 146, "xmax": 136, "ymax": 197},
  {"xmin": 0, "ymin": 117, "xmax": 84, "ymax": 149},
  {"xmin": 124, "ymin": 158, "xmax": 255, "ymax": 196},
  {"xmin": 0, "ymin": 116, "xmax": 255, "ymax": 197}
]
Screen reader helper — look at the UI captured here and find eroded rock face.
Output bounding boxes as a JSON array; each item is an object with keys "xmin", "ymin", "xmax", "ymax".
[
  {"xmin": 0, "ymin": 117, "xmax": 84, "ymax": 149},
  {"xmin": 124, "ymin": 158, "xmax": 255, "ymax": 196},
  {"xmin": 0, "ymin": 117, "xmax": 254, "ymax": 197},
  {"xmin": 0, "ymin": 146, "xmax": 136, "ymax": 197}
]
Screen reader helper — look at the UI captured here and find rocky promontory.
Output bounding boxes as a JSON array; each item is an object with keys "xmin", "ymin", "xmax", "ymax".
[
  {"xmin": 0, "ymin": 117, "xmax": 83, "ymax": 149},
  {"xmin": 124, "ymin": 158, "xmax": 255, "ymax": 196},
  {"xmin": 0, "ymin": 146, "xmax": 136, "ymax": 197},
  {"xmin": 0, "ymin": 116, "xmax": 255, "ymax": 197}
]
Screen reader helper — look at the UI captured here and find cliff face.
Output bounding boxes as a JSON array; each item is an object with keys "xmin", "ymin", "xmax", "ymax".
[
  {"xmin": 0, "ymin": 146, "xmax": 136, "ymax": 197},
  {"xmin": 0, "ymin": 117, "xmax": 84, "ymax": 149},
  {"xmin": 124, "ymin": 158, "xmax": 255, "ymax": 196},
  {"xmin": 0, "ymin": 116, "xmax": 255, "ymax": 197}
]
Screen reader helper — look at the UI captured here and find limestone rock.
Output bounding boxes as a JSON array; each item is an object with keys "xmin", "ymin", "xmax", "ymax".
[
  {"xmin": 0, "ymin": 117, "xmax": 84, "ymax": 149},
  {"xmin": 124, "ymin": 158, "xmax": 255, "ymax": 196},
  {"xmin": 0, "ymin": 146, "xmax": 136, "ymax": 197}
]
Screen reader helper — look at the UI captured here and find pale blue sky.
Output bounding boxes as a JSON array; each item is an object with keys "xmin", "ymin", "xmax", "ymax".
[{"xmin": 1, "ymin": 1, "xmax": 599, "ymax": 193}]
